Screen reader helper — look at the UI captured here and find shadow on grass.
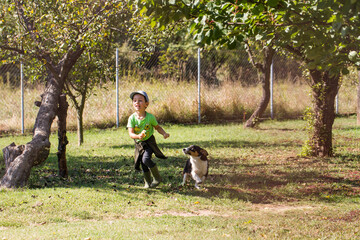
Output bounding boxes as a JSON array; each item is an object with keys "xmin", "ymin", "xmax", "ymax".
[
  {"xmin": 0, "ymin": 132, "xmax": 351, "ymax": 205},
  {"xmin": 190, "ymin": 169, "xmax": 360, "ymax": 204},
  {"xmin": 27, "ymin": 153, "xmax": 186, "ymax": 191},
  {"xmin": 333, "ymin": 153, "xmax": 360, "ymax": 163},
  {"xmin": 112, "ymin": 139, "xmax": 303, "ymax": 151},
  {"xmin": 24, "ymin": 148, "xmax": 360, "ymax": 205}
]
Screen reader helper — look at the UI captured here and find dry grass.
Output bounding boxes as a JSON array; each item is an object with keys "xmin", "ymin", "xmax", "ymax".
[{"xmin": 0, "ymin": 79, "xmax": 357, "ymax": 134}]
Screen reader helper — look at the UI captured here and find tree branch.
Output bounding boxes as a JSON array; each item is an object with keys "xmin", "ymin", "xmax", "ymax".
[
  {"xmin": 14, "ymin": 0, "xmax": 60, "ymax": 81},
  {"xmin": 244, "ymin": 41, "xmax": 264, "ymax": 72},
  {"xmin": 284, "ymin": 44, "xmax": 308, "ymax": 63},
  {"xmin": 0, "ymin": 45, "xmax": 24, "ymax": 54}
]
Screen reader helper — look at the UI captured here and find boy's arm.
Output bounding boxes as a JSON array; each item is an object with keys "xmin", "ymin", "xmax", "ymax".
[
  {"xmin": 154, "ymin": 125, "xmax": 170, "ymax": 139},
  {"xmin": 128, "ymin": 127, "xmax": 146, "ymax": 140}
]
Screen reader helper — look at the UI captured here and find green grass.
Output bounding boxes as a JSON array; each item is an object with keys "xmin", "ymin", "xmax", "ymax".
[{"xmin": 1, "ymin": 117, "xmax": 360, "ymax": 239}]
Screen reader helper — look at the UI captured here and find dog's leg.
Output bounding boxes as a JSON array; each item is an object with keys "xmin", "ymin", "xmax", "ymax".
[
  {"xmin": 191, "ymin": 172, "xmax": 202, "ymax": 184},
  {"xmin": 197, "ymin": 176, "xmax": 208, "ymax": 190},
  {"xmin": 192, "ymin": 172, "xmax": 203, "ymax": 189},
  {"xmin": 182, "ymin": 173, "xmax": 189, "ymax": 186},
  {"xmin": 201, "ymin": 176, "xmax": 206, "ymax": 183},
  {"xmin": 193, "ymin": 176, "xmax": 207, "ymax": 190}
]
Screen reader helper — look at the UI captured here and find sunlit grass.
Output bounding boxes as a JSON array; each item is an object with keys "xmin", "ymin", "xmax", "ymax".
[{"xmin": 0, "ymin": 117, "xmax": 360, "ymax": 239}]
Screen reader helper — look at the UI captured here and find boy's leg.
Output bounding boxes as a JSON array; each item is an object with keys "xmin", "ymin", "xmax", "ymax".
[
  {"xmin": 140, "ymin": 156, "xmax": 152, "ymax": 188},
  {"xmin": 143, "ymin": 170, "xmax": 152, "ymax": 188},
  {"xmin": 150, "ymin": 165, "xmax": 162, "ymax": 187},
  {"xmin": 141, "ymin": 146, "xmax": 162, "ymax": 188},
  {"xmin": 141, "ymin": 146, "xmax": 162, "ymax": 187},
  {"xmin": 142, "ymin": 146, "xmax": 155, "ymax": 168}
]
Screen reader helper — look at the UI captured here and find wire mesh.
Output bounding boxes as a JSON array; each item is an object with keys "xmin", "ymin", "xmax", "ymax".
[{"xmin": 0, "ymin": 49, "xmax": 357, "ymax": 134}]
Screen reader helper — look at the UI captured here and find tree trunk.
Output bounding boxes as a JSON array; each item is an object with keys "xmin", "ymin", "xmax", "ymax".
[
  {"xmin": 57, "ymin": 94, "xmax": 69, "ymax": 178},
  {"xmin": 77, "ymin": 110, "xmax": 84, "ymax": 146},
  {"xmin": 1, "ymin": 46, "xmax": 84, "ymax": 188},
  {"xmin": 244, "ymin": 47, "xmax": 274, "ymax": 128},
  {"xmin": 2, "ymin": 143, "xmax": 24, "ymax": 169},
  {"xmin": 65, "ymin": 80, "xmax": 87, "ymax": 146},
  {"xmin": 77, "ymin": 94, "xmax": 86, "ymax": 146},
  {"xmin": 308, "ymin": 69, "xmax": 339, "ymax": 157},
  {"xmin": 1, "ymin": 74, "xmax": 62, "ymax": 187},
  {"xmin": 357, "ymin": 70, "xmax": 360, "ymax": 125}
]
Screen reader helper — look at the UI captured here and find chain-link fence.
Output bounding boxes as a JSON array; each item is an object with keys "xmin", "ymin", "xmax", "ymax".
[
  {"xmin": 115, "ymin": 48, "xmax": 303, "ymax": 86},
  {"xmin": 0, "ymin": 49, "xmax": 357, "ymax": 134},
  {"xmin": 0, "ymin": 62, "xmax": 21, "ymax": 86}
]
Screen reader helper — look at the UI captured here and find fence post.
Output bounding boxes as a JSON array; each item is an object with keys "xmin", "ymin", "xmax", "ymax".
[
  {"xmin": 270, "ymin": 58, "xmax": 274, "ymax": 120},
  {"xmin": 20, "ymin": 59, "xmax": 24, "ymax": 134},
  {"xmin": 116, "ymin": 48, "xmax": 119, "ymax": 128},
  {"xmin": 197, "ymin": 48, "xmax": 201, "ymax": 124},
  {"xmin": 335, "ymin": 93, "xmax": 339, "ymax": 114}
]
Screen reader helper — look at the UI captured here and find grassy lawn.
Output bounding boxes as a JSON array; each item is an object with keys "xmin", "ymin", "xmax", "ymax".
[{"xmin": 0, "ymin": 117, "xmax": 360, "ymax": 239}]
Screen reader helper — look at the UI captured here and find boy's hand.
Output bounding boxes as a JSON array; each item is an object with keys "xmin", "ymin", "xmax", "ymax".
[
  {"xmin": 163, "ymin": 133, "xmax": 170, "ymax": 139},
  {"xmin": 139, "ymin": 130, "xmax": 146, "ymax": 139}
]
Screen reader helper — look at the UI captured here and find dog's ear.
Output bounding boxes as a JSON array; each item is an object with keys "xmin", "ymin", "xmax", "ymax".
[
  {"xmin": 200, "ymin": 149, "xmax": 208, "ymax": 156},
  {"xmin": 199, "ymin": 149, "xmax": 208, "ymax": 161}
]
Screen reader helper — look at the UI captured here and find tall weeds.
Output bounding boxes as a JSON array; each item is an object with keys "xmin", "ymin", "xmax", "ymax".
[{"xmin": 0, "ymin": 79, "xmax": 356, "ymax": 134}]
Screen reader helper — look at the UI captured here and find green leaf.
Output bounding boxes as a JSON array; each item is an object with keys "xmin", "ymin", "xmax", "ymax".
[
  {"xmin": 150, "ymin": 19, "xmax": 157, "ymax": 28},
  {"xmin": 341, "ymin": 68, "xmax": 350, "ymax": 75},
  {"xmin": 227, "ymin": 38, "xmax": 237, "ymax": 49},
  {"xmin": 200, "ymin": 15, "xmax": 207, "ymax": 25},
  {"xmin": 189, "ymin": 22, "xmax": 197, "ymax": 33},
  {"xmin": 348, "ymin": 51, "xmax": 358, "ymax": 61},
  {"xmin": 255, "ymin": 34, "xmax": 263, "ymax": 41},
  {"xmin": 267, "ymin": 0, "xmax": 279, "ymax": 7}
]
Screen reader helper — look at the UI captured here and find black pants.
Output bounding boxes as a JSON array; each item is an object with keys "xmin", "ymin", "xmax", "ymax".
[{"xmin": 140, "ymin": 144, "xmax": 155, "ymax": 172}]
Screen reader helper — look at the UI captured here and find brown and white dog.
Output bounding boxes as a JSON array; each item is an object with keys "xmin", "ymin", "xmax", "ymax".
[{"xmin": 182, "ymin": 145, "xmax": 209, "ymax": 189}]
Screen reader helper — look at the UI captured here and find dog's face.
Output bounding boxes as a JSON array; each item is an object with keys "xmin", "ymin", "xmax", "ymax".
[{"xmin": 183, "ymin": 145, "xmax": 208, "ymax": 161}]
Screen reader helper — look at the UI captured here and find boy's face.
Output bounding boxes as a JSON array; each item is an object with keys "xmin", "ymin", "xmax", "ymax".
[{"xmin": 132, "ymin": 94, "xmax": 149, "ymax": 112}]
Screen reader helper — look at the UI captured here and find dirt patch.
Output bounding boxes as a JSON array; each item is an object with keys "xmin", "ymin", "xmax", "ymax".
[
  {"xmin": 254, "ymin": 204, "xmax": 314, "ymax": 213},
  {"xmin": 328, "ymin": 210, "xmax": 360, "ymax": 222},
  {"xmin": 139, "ymin": 205, "xmax": 314, "ymax": 218},
  {"xmin": 150, "ymin": 209, "xmax": 229, "ymax": 218}
]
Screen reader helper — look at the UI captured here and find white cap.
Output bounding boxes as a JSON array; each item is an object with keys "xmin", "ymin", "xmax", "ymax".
[{"xmin": 130, "ymin": 91, "xmax": 149, "ymax": 102}]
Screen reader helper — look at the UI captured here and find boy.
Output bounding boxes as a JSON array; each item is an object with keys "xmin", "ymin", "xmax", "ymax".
[{"xmin": 127, "ymin": 91, "xmax": 170, "ymax": 188}]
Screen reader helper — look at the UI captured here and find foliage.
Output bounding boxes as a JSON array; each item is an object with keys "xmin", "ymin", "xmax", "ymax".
[
  {"xmin": 277, "ymin": 1, "xmax": 360, "ymax": 75},
  {"xmin": 135, "ymin": 0, "xmax": 360, "ymax": 156},
  {"xmin": 0, "ymin": 0, "xmax": 126, "ymax": 80},
  {"xmin": 300, "ymin": 107, "xmax": 315, "ymax": 157},
  {"xmin": 137, "ymin": 0, "xmax": 360, "ymax": 72},
  {"xmin": 0, "ymin": 0, "xmax": 130, "ymax": 148}
]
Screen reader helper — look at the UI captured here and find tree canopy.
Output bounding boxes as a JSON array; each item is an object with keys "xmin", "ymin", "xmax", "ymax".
[
  {"xmin": 135, "ymin": 0, "xmax": 360, "ymax": 156},
  {"xmin": 137, "ymin": 0, "xmax": 360, "ymax": 68},
  {"xmin": 0, "ymin": 0, "xmax": 124, "ymax": 73},
  {"xmin": 0, "ymin": 0, "xmax": 127, "ymax": 188}
]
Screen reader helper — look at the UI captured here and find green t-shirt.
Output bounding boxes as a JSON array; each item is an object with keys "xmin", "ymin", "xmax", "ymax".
[{"xmin": 127, "ymin": 112, "xmax": 158, "ymax": 142}]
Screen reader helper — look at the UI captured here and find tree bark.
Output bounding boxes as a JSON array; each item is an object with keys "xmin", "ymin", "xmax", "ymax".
[
  {"xmin": 65, "ymin": 79, "xmax": 87, "ymax": 146},
  {"xmin": 1, "ymin": 74, "xmax": 61, "ymax": 187},
  {"xmin": 2, "ymin": 143, "xmax": 24, "ymax": 169},
  {"xmin": 77, "ymin": 111, "xmax": 84, "ymax": 146},
  {"xmin": 308, "ymin": 69, "xmax": 339, "ymax": 157},
  {"xmin": 57, "ymin": 94, "xmax": 69, "ymax": 178},
  {"xmin": 1, "ymin": 47, "xmax": 84, "ymax": 188},
  {"xmin": 357, "ymin": 70, "xmax": 360, "ymax": 125},
  {"xmin": 244, "ymin": 46, "xmax": 275, "ymax": 128}
]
